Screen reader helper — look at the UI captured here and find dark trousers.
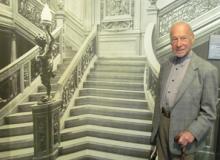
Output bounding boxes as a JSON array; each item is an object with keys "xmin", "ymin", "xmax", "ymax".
[{"xmin": 156, "ymin": 114, "xmax": 195, "ymax": 160}]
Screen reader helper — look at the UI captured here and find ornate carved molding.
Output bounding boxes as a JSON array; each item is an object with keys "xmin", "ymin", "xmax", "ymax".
[
  {"xmin": 158, "ymin": 0, "xmax": 220, "ymax": 37},
  {"xmin": 100, "ymin": 0, "xmax": 134, "ymax": 31}
]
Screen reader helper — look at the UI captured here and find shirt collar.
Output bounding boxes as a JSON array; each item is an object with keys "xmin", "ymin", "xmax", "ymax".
[{"xmin": 173, "ymin": 51, "xmax": 192, "ymax": 65}]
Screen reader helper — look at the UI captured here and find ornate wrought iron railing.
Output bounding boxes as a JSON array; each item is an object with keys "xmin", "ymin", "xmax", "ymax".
[
  {"xmin": 158, "ymin": 0, "xmax": 220, "ymax": 38},
  {"xmin": 54, "ymin": 25, "xmax": 97, "ymax": 117}
]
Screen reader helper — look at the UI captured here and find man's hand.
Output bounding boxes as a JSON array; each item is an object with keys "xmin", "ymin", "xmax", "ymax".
[{"xmin": 175, "ymin": 131, "xmax": 195, "ymax": 147}]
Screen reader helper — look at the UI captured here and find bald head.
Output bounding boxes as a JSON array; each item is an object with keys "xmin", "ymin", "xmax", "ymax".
[
  {"xmin": 170, "ymin": 21, "xmax": 194, "ymax": 39},
  {"xmin": 169, "ymin": 21, "xmax": 195, "ymax": 57}
]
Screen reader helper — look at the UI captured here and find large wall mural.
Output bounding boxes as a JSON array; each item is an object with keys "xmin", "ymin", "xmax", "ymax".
[{"xmin": 100, "ymin": 0, "xmax": 134, "ymax": 31}]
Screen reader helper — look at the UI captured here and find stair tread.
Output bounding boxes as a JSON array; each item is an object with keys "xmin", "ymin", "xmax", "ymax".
[
  {"xmin": 85, "ymin": 80, "xmax": 143, "ymax": 85},
  {"xmin": 76, "ymin": 95, "xmax": 148, "ymax": 102},
  {"xmin": 0, "ymin": 122, "xmax": 33, "ymax": 129},
  {"xmin": 66, "ymin": 114, "xmax": 152, "ymax": 124},
  {"xmin": 0, "ymin": 134, "xmax": 33, "ymax": 143},
  {"xmin": 62, "ymin": 124, "xmax": 151, "ymax": 137},
  {"xmin": 18, "ymin": 101, "xmax": 37, "ymax": 105},
  {"xmin": 80, "ymin": 88, "xmax": 145, "ymax": 94},
  {"xmin": 61, "ymin": 136, "xmax": 152, "ymax": 150},
  {"xmin": 90, "ymin": 71, "xmax": 144, "ymax": 75},
  {"xmin": 72, "ymin": 104, "xmax": 150, "ymax": 112},
  {"xmin": 7, "ymin": 112, "xmax": 32, "ymax": 117},
  {"xmin": 57, "ymin": 149, "xmax": 148, "ymax": 160},
  {"xmin": 30, "ymin": 91, "xmax": 56, "ymax": 95},
  {"xmin": 0, "ymin": 147, "xmax": 33, "ymax": 159}
]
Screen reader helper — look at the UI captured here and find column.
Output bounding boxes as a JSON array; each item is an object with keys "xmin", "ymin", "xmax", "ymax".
[
  {"xmin": 10, "ymin": 32, "xmax": 18, "ymax": 98},
  {"xmin": 55, "ymin": 0, "xmax": 65, "ymax": 61}
]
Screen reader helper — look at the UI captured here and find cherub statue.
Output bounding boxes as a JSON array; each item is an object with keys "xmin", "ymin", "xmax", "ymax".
[{"xmin": 35, "ymin": 25, "xmax": 55, "ymax": 102}]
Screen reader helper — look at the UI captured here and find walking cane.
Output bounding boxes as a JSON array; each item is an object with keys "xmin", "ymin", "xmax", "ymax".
[
  {"xmin": 174, "ymin": 135, "xmax": 186, "ymax": 160},
  {"xmin": 180, "ymin": 146, "xmax": 186, "ymax": 160}
]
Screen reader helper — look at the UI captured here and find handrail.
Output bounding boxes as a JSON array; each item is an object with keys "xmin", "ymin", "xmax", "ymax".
[
  {"xmin": 144, "ymin": 22, "xmax": 160, "ymax": 77},
  {"xmin": 54, "ymin": 25, "xmax": 97, "ymax": 115},
  {"xmin": 144, "ymin": 22, "xmax": 160, "ymax": 112}
]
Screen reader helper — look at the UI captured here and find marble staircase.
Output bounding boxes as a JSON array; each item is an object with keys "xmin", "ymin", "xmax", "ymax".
[
  {"xmin": 0, "ymin": 57, "xmax": 153, "ymax": 160},
  {"xmin": 57, "ymin": 57, "xmax": 153, "ymax": 160}
]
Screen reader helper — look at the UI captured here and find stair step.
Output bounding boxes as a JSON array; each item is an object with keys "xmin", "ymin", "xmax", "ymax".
[
  {"xmin": 0, "ymin": 122, "xmax": 33, "ymax": 137},
  {"xmin": 70, "ymin": 105, "xmax": 152, "ymax": 120},
  {"xmin": 79, "ymin": 88, "xmax": 145, "ymax": 100},
  {"xmin": 83, "ymin": 81, "xmax": 144, "ymax": 91},
  {"xmin": 65, "ymin": 114, "xmax": 152, "ymax": 131},
  {"xmin": 5, "ymin": 112, "xmax": 32, "ymax": 124},
  {"xmin": 95, "ymin": 60, "xmax": 146, "ymax": 66},
  {"xmin": 0, "ymin": 134, "xmax": 33, "ymax": 151},
  {"xmin": 75, "ymin": 96, "xmax": 148, "ymax": 109},
  {"xmin": 88, "ymin": 73, "xmax": 144, "ymax": 82},
  {"xmin": 57, "ymin": 149, "xmax": 149, "ymax": 160},
  {"xmin": 28, "ymin": 92, "xmax": 56, "ymax": 101},
  {"xmin": 92, "ymin": 65, "xmax": 145, "ymax": 73},
  {"xmin": 17, "ymin": 102, "xmax": 37, "ymax": 112},
  {"xmin": 87, "ymin": 75, "xmax": 143, "ymax": 83},
  {"xmin": 18, "ymin": 103, "xmax": 35, "ymax": 112},
  {"xmin": 0, "ymin": 147, "xmax": 33, "ymax": 160},
  {"xmin": 38, "ymin": 84, "xmax": 58, "ymax": 92},
  {"xmin": 98, "ymin": 57, "xmax": 146, "ymax": 61},
  {"xmin": 89, "ymin": 71, "xmax": 143, "ymax": 77},
  {"xmin": 61, "ymin": 125, "xmax": 151, "ymax": 144},
  {"xmin": 60, "ymin": 136, "xmax": 151, "ymax": 158}
]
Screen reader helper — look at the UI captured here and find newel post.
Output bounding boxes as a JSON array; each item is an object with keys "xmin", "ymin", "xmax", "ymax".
[{"xmin": 32, "ymin": 100, "xmax": 62, "ymax": 160}]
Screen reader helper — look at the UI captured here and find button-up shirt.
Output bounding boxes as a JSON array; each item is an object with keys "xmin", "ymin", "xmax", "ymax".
[{"xmin": 161, "ymin": 52, "xmax": 192, "ymax": 111}]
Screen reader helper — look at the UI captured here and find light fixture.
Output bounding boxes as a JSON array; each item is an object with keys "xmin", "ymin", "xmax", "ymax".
[{"xmin": 41, "ymin": 3, "xmax": 52, "ymax": 25}]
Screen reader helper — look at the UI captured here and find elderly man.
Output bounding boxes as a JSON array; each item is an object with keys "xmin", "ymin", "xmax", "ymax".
[{"xmin": 150, "ymin": 21, "xmax": 218, "ymax": 160}]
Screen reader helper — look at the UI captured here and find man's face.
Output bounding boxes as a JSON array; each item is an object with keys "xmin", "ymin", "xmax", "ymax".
[{"xmin": 170, "ymin": 24, "xmax": 195, "ymax": 57}]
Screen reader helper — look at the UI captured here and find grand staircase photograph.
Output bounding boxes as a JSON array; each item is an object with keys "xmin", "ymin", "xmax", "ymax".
[{"xmin": 0, "ymin": 0, "xmax": 220, "ymax": 160}]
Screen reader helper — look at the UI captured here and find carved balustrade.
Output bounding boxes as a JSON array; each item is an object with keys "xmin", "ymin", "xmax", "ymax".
[{"xmin": 158, "ymin": 0, "xmax": 220, "ymax": 38}]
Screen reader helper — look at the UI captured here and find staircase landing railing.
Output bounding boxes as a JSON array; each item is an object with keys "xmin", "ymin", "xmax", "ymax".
[{"xmin": 0, "ymin": 26, "xmax": 63, "ymax": 123}]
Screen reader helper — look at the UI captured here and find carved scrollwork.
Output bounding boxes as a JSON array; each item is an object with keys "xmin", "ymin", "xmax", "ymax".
[
  {"xmin": 36, "ymin": 116, "xmax": 47, "ymax": 152},
  {"xmin": 159, "ymin": 0, "xmax": 220, "ymax": 37},
  {"xmin": 100, "ymin": 0, "xmax": 134, "ymax": 31},
  {"xmin": 53, "ymin": 111, "xmax": 60, "ymax": 145}
]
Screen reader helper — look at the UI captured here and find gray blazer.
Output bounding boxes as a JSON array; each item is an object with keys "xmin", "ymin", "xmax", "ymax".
[{"xmin": 150, "ymin": 52, "xmax": 219, "ymax": 155}]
